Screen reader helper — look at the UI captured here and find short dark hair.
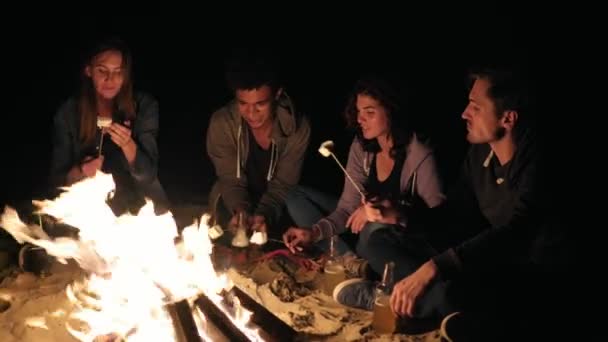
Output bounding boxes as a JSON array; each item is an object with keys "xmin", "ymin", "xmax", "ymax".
[
  {"xmin": 468, "ymin": 65, "xmax": 533, "ymax": 140},
  {"xmin": 224, "ymin": 48, "xmax": 281, "ymax": 92}
]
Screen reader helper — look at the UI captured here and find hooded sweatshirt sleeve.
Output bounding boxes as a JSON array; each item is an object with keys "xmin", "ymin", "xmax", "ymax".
[
  {"xmin": 397, "ymin": 137, "xmax": 447, "ymax": 225},
  {"xmin": 414, "ymin": 152, "xmax": 446, "ymax": 209},
  {"xmin": 312, "ymin": 138, "xmax": 368, "ymax": 241},
  {"xmin": 255, "ymin": 115, "xmax": 311, "ymax": 225},
  {"xmin": 206, "ymin": 109, "xmax": 251, "ymax": 214}
]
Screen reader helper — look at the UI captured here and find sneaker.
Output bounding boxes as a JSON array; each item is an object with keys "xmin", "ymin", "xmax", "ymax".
[
  {"xmin": 18, "ymin": 244, "xmax": 52, "ymax": 276},
  {"xmin": 440, "ymin": 312, "xmax": 468, "ymax": 342},
  {"xmin": 332, "ymin": 278, "xmax": 376, "ymax": 310}
]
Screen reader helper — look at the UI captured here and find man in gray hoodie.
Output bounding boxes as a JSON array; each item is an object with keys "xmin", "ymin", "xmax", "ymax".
[{"xmin": 206, "ymin": 51, "xmax": 310, "ymax": 237}]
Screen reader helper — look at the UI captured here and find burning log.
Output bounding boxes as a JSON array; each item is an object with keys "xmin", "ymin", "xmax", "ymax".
[
  {"xmin": 230, "ymin": 286, "xmax": 299, "ymax": 342},
  {"xmin": 166, "ymin": 299, "xmax": 203, "ymax": 342},
  {"xmin": 195, "ymin": 291, "xmax": 250, "ymax": 342},
  {"xmin": 192, "ymin": 285, "xmax": 301, "ymax": 342}
]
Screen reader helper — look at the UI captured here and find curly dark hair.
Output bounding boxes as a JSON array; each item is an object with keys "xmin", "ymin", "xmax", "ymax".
[{"xmin": 343, "ymin": 75, "xmax": 413, "ymax": 158}]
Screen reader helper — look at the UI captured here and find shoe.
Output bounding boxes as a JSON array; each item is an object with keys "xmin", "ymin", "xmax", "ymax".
[
  {"xmin": 440, "ymin": 312, "xmax": 468, "ymax": 342},
  {"xmin": 332, "ymin": 278, "xmax": 375, "ymax": 310},
  {"xmin": 340, "ymin": 253, "xmax": 371, "ymax": 279},
  {"xmin": 18, "ymin": 244, "xmax": 52, "ymax": 276}
]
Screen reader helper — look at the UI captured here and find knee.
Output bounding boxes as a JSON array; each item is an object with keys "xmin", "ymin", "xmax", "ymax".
[
  {"xmin": 284, "ymin": 186, "xmax": 306, "ymax": 206},
  {"xmin": 359, "ymin": 224, "xmax": 391, "ymax": 256},
  {"xmin": 361, "ymin": 223, "xmax": 391, "ymax": 246}
]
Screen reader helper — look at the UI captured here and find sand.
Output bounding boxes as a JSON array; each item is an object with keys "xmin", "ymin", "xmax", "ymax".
[
  {"xmin": 0, "ymin": 261, "xmax": 85, "ymax": 342},
  {"xmin": 0, "ymin": 256, "xmax": 442, "ymax": 342},
  {"xmin": 225, "ymin": 259, "xmax": 443, "ymax": 342}
]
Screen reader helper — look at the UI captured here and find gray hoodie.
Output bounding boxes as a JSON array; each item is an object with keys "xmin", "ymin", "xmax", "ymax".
[
  {"xmin": 313, "ymin": 135, "xmax": 446, "ymax": 241},
  {"xmin": 206, "ymin": 92, "xmax": 311, "ymax": 226}
]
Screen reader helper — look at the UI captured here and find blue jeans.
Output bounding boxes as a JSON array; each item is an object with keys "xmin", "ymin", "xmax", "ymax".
[
  {"xmin": 285, "ymin": 185, "xmax": 338, "ymax": 228},
  {"xmin": 285, "ymin": 186, "xmax": 394, "ymax": 257},
  {"xmin": 284, "ymin": 186, "xmax": 353, "ymax": 254},
  {"xmin": 365, "ymin": 228, "xmax": 454, "ymax": 319},
  {"xmin": 355, "ymin": 222, "xmax": 393, "ymax": 259}
]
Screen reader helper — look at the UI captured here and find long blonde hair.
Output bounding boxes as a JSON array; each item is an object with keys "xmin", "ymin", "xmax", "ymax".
[{"xmin": 78, "ymin": 38, "xmax": 135, "ymax": 147}]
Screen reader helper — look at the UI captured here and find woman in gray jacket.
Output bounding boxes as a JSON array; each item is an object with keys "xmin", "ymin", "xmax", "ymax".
[{"xmin": 283, "ymin": 76, "xmax": 445, "ymax": 268}]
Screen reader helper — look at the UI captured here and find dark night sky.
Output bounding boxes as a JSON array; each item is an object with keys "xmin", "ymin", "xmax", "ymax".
[{"xmin": 1, "ymin": 10, "xmax": 571, "ymax": 209}]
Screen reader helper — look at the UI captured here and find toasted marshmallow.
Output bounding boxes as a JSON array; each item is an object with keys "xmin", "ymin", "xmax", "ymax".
[
  {"xmin": 249, "ymin": 231, "xmax": 268, "ymax": 245},
  {"xmin": 231, "ymin": 228, "xmax": 249, "ymax": 248},
  {"xmin": 208, "ymin": 225, "xmax": 224, "ymax": 240},
  {"xmin": 97, "ymin": 117, "xmax": 112, "ymax": 128},
  {"xmin": 318, "ymin": 140, "xmax": 334, "ymax": 157}
]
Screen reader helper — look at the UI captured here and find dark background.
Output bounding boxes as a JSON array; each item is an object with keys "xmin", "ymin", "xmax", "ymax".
[{"xmin": 0, "ymin": 10, "xmax": 571, "ymax": 210}]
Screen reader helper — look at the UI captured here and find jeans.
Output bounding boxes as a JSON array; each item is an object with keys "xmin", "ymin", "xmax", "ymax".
[
  {"xmin": 355, "ymin": 222, "xmax": 393, "ymax": 259},
  {"xmin": 285, "ymin": 185, "xmax": 338, "ymax": 228},
  {"xmin": 365, "ymin": 228, "xmax": 454, "ymax": 319},
  {"xmin": 365, "ymin": 225, "xmax": 575, "ymax": 339},
  {"xmin": 284, "ymin": 185, "xmax": 355, "ymax": 254},
  {"xmin": 285, "ymin": 186, "xmax": 394, "ymax": 257}
]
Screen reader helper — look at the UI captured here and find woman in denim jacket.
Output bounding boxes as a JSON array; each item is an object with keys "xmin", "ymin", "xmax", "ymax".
[{"xmin": 49, "ymin": 38, "xmax": 169, "ymax": 216}]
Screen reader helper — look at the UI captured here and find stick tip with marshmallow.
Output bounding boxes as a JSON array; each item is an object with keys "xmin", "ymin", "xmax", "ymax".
[
  {"xmin": 97, "ymin": 117, "xmax": 112, "ymax": 128},
  {"xmin": 317, "ymin": 140, "xmax": 365, "ymax": 198},
  {"xmin": 318, "ymin": 140, "xmax": 335, "ymax": 157}
]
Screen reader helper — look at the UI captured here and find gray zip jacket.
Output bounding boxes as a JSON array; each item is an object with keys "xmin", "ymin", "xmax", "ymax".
[
  {"xmin": 313, "ymin": 135, "xmax": 446, "ymax": 241},
  {"xmin": 206, "ymin": 92, "xmax": 311, "ymax": 225}
]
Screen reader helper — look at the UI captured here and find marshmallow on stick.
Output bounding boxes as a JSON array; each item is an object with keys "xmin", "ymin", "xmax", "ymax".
[
  {"xmin": 318, "ymin": 140, "xmax": 365, "ymax": 198},
  {"xmin": 97, "ymin": 117, "xmax": 112, "ymax": 128},
  {"xmin": 97, "ymin": 117, "xmax": 112, "ymax": 156},
  {"xmin": 249, "ymin": 231, "xmax": 268, "ymax": 245}
]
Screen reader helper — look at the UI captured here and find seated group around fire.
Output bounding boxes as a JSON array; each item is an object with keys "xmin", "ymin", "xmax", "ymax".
[{"xmin": 42, "ymin": 40, "xmax": 571, "ymax": 339}]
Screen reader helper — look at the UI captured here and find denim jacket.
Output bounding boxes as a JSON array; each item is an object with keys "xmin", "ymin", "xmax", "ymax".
[{"xmin": 49, "ymin": 91, "xmax": 169, "ymax": 215}]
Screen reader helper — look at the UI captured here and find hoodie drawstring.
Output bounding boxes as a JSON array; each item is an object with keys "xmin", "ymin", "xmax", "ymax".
[
  {"xmin": 266, "ymin": 140, "xmax": 278, "ymax": 181},
  {"xmin": 236, "ymin": 126, "xmax": 278, "ymax": 181},
  {"xmin": 483, "ymin": 150, "xmax": 494, "ymax": 167},
  {"xmin": 236, "ymin": 124, "xmax": 242, "ymax": 179},
  {"xmin": 482, "ymin": 149, "xmax": 505, "ymax": 184},
  {"xmin": 411, "ymin": 171, "xmax": 417, "ymax": 196},
  {"xmin": 363, "ymin": 153, "xmax": 370, "ymax": 176}
]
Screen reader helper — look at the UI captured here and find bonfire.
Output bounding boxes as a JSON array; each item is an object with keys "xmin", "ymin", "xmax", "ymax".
[{"xmin": 0, "ymin": 171, "xmax": 259, "ymax": 341}]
